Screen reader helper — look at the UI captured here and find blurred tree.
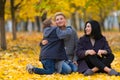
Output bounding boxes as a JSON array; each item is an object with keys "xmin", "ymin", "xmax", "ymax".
[
  {"xmin": 113, "ymin": 0, "xmax": 120, "ymax": 31},
  {"xmin": 4, "ymin": 0, "xmax": 120, "ymax": 32},
  {"xmin": 69, "ymin": 0, "xmax": 90, "ymax": 30},
  {"xmin": 34, "ymin": 0, "xmax": 69, "ymax": 31},
  {"xmin": 0, "ymin": 0, "xmax": 7, "ymax": 50},
  {"xmin": 18, "ymin": 0, "xmax": 40, "ymax": 31},
  {"xmin": 10, "ymin": 0, "xmax": 23, "ymax": 40},
  {"xmin": 86, "ymin": 0, "xmax": 114, "ymax": 31}
]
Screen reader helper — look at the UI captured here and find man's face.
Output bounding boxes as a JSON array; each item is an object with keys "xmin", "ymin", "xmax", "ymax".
[{"xmin": 55, "ymin": 15, "xmax": 66, "ymax": 27}]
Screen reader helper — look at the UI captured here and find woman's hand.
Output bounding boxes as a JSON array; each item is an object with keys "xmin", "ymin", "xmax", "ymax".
[
  {"xmin": 42, "ymin": 40, "xmax": 48, "ymax": 45},
  {"xmin": 86, "ymin": 50, "xmax": 96, "ymax": 55},
  {"xmin": 97, "ymin": 50, "xmax": 107, "ymax": 57}
]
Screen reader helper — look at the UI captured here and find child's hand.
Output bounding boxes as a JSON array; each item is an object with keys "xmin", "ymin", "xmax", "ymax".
[{"xmin": 42, "ymin": 40, "xmax": 48, "ymax": 45}]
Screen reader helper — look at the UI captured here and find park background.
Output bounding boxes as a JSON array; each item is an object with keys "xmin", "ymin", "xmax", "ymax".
[{"xmin": 0, "ymin": 0, "xmax": 120, "ymax": 80}]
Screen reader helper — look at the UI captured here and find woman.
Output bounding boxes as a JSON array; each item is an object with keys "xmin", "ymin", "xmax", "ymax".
[{"xmin": 76, "ymin": 20, "xmax": 120, "ymax": 76}]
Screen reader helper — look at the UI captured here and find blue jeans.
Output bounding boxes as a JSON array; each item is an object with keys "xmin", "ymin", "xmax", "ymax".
[
  {"xmin": 68, "ymin": 61, "xmax": 78, "ymax": 72},
  {"xmin": 61, "ymin": 60, "xmax": 78, "ymax": 74},
  {"xmin": 55, "ymin": 60, "xmax": 64, "ymax": 73},
  {"xmin": 33, "ymin": 59, "xmax": 55, "ymax": 75}
]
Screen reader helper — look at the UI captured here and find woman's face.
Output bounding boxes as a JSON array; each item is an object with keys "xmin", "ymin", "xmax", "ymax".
[
  {"xmin": 85, "ymin": 23, "xmax": 92, "ymax": 35},
  {"xmin": 55, "ymin": 15, "xmax": 66, "ymax": 27}
]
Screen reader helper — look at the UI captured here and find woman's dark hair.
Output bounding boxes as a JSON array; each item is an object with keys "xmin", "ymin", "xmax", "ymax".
[
  {"xmin": 42, "ymin": 18, "xmax": 52, "ymax": 29},
  {"xmin": 84, "ymin": 20, "xmax": 103, "ymax": 40}
]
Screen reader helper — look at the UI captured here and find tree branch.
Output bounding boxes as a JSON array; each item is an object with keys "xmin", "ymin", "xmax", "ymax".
[
  {"xmin": 14, "ymin": 0, "xmax": 23, "ymax": 10},
  {"xmin": 4, "ymin": 0, "xmax": 6, "ymax": 4}
]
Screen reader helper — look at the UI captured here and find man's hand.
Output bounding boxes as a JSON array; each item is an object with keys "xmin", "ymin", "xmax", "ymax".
[{"xmin": 73, "ymin": 61, "xmax": 78, "ymax": 66}]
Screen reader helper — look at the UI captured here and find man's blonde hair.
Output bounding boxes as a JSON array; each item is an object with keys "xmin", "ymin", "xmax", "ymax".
[{"xmin": 54, "ymin": 12, "xmax": 66, "ymax": 20}]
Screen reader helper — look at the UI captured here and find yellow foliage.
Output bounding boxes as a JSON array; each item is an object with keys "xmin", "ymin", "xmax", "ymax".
[
  {"xmin": 18, "ymin": 0, "xmax": 39, "ymax": 21},
  {"xmin": 0, "ymin": 32, "xmax": 120, "ymax": 80},
  {"xmin": 71, "ymin": 0, "xmax": 87, "ymax": 7},
  {"xmin": 4, "ymin": 0, "xmax": 120, "ymax": 22}
]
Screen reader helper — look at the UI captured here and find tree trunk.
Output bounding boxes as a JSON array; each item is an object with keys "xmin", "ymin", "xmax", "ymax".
[
  {"xmin": 118, "ymin": 23, "xmax": 120, "ymax": 32},
  {"xmin": 41, "ymin": 11, "xmax": 47, "ymax": 22},
  {"xmin": 83, "ymin": 8, "xmax": 87, "ymax": 22},
  {"xmin": 24, "ymin": 18, "xmax": 28, "ymax": 31},
  {"xmin": 100, "ymin": 19, "xmax": 105, "ymax": 31},
  {"xmin": 0, "ymin": 0, "xmax": 7, "ymax": 50},
  {"xmin": 99, "ymin": 7, "xmax": 105, "ymax": 31},
  {"xmin": 75, "ymin": 12, "xmax": 80, "ymax": 31},
  {"xmin": 35, "ymin": 16, "xmax": 41, "ymax": 32},
  {"xmin": 71, "ymin": 12, "xmax": 77, "ymax": 30},
  {"xmin": 40, "ymin": 17, "xmax": 43, "ymax": 32},
  {"xmin": 10, "ymin": 0, "xmax": 16, "ymax": 40},
  {"xmin": 32, "ymin": 22, "xmax": 35, "ymax": 31}
]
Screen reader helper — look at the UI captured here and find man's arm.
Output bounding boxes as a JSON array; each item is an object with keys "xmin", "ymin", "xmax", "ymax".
[{"xmin": 56, "ymin": 27, "xmax": 72, "ymax": 39}]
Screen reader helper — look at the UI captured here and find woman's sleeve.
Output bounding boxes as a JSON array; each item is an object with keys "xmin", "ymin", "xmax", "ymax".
[
  {"xmin": 103, "ymin": 37, "xmax": 112, "ymax": 54},
  {"xmin": 76, "ymin": 37, "xmax": 86, "ymax": 59}
]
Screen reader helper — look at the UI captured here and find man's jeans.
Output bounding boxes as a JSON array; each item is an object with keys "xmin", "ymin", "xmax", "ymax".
[
  {"xmin": 33, "ymin": 59, "xmax": 55, "ymax": 75},
  {"xmin": 61, "ymin": 60, "xmax": 78, "ymax": 74}
]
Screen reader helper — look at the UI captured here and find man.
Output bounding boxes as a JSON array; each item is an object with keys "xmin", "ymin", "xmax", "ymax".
[{"xmin": 43, "ymin": 12, "xmax": 78, "ymax": 74}]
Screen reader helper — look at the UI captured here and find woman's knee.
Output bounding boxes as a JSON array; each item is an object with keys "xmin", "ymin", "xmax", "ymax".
[
  {"xmin": 87, "ymin": 55, "xmax": 98, "ymax": 60},
  {"xmin": 110, "ymin": 53, "xmax": 114, "ymax": 60},
  {"xmin": 107, "ymin": 53, "xmax": 114, "ymax": 61}
]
